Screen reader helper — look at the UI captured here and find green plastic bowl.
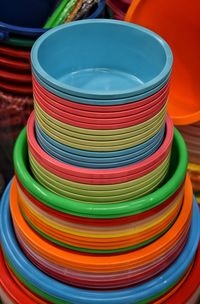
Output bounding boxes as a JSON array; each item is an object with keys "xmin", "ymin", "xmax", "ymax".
[{"xmin": 14, "ymin": 127, "xmax": 188, "ymax": 218}]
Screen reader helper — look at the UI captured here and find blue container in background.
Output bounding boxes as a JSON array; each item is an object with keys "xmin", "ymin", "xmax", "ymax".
[{"xmin": 0, "ymin": 0, "xmax": 106, "ymax": 42}]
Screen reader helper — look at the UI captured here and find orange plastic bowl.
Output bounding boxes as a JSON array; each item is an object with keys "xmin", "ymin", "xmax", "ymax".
[
  {"xmin": 10, "ymin": 175, "xmax": 193, "ymax": 272},
  {"xmin": 125, "ymin": 0, "xmax": 200, "ymax": 125}
]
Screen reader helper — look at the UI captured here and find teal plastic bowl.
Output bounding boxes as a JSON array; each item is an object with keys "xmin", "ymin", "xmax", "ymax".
[{"xmin": 31, "ymin": 20, "xmax": 173, "ymax": 100}]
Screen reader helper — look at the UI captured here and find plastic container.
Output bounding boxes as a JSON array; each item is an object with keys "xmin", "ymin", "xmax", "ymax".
[
  {"xmin": 35, "ymin": 121, "xmax": 165, "ymax": 161},
  {"xmin": 1, "ymin": 179, "xmax": 199, "ymax": 303},
  {"xmin": 31, "ymin": 20, "xmax": 173, "ymax": 100},
  {"xmin": 125, "ymin": 0, "xmax": 200, "ymax": 125},
  {"xmin": 33, "ymin": 67, "xmax": 171, "ymax": 105},
  {"xmin": 0, "ymin": 0, "xmax": 57, "ymax": 30},
  {"xmin": 14, "ymin": 127, "xmax": 188, "ymax": 218},
  {"xmin": 35, "ymin": 97, "xmax": 167, "ymax": 131},
  {"xmin": 17, "ymin": 205, "xmax": 178, "ymax": 254},
  {"xmin": 29, "ymin": 133, "xmax": 170, "ymax": 186},
  {"xmin": 32, "ymin": 74, "xmax": 170, "ymax": 112},
  {"xmin": 27, "ymin": 112, "xmax": 173, "ymax": 183},
  {"xmin": 29, "ymin": 151, "xmax": 170, "ymax": 203},
  {"xmin": 0, "ymin": 2, "xmax": 106, "ymax": 191},
  {"xmin": 33, "ymin": 75, "xmax": 169, "ymax": 119},
  {"xmin": 16, "ymin": 177, "xmax": 184, "ymax": 226},
  {"xmin": 35, "ymin": 98, "xmax": 166, "ymax": 136},
  {"xmin": 34, "ymin": 86, "xmax": 168, "ymax": 126},
  {"xmin": 0, "ymin": 0, "xmax": 106, "ymax": 42},
  {"xmin": 18, "ymin": 186, "xmax": 183, "ymax": 253},
  {"xmin": 34, "ymin": 104, "xmax": 166, "ymax": 148},
  {"xmin": 36, "ymin": 127, "xmax": 164, "ymax": 169},
  {"xmin": 17, "ymin": 181, "xmax": 184, "ymax": 232},
  {"xmin": 10, "ymin": 175, "xmax": 193, "ymax": 270},
  {"xmin": 16, "ymin": 221, "xmax": 188, "ymax": 289}
]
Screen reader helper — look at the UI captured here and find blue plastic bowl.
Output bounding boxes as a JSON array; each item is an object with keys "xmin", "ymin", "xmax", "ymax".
[
  {"xmin": 0, "ymin": 182, "xmax": 199, "ymax": 304},
  {"xmin": 31, "ymin": 20, "xmax": 173, "ymax": 100},
  {"xmin": 0, "ymin": 0, "xmax": 106, "ymax": 42},
  {"xmin": 33, "ymin": 66, "xmax": 170, "ymax": 105}
]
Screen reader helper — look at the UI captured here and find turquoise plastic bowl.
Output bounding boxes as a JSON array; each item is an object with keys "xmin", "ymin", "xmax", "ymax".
[{"xmin": 31, "ymin": 20, "xmax": 173, "ymax": 100}]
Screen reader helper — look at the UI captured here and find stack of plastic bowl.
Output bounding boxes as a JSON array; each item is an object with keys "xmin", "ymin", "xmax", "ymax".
[
  {"xmin": 0, "ymin": 0, "xmax": 56, "ymax": 185},
  {"xmin": 106, "ymin": 0, "xmax": 131, "ymax": 20},
  {"xmin": 0, "ymin": 19, "xmax": 199, "ymax": 303},
  {"xmin": 0, "ymin": 0, "xmax": 106, "ymax": 185},
  {"xmin": 177, "ymin": 123, "xmax": 200, "ymax": 205},
  {"xmin": 0, "ymin": 0, "xmax": 106, "ymax": 94},
  {"xmin": 125, "ymin": 0, "xmax": 200, "ymax": 207},
  {"xmin": 0, "ymin": 45, "xmax": 33, "ymax": 185},
  {"xmin": 0, "ymin": 0, "xmax": 59, "ymax": 93},
  {"xmin": 0, "ymin": 0, "xmax": 106, "ymax": 96}
]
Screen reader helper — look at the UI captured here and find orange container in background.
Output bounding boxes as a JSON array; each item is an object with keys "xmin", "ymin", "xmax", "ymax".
[{"xmin": 125, "ymin": 0, "xmax": 200, "ymax": 125}]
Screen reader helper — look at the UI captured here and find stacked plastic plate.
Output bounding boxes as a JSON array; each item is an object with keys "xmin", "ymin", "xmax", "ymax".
[
  {"xmin": 0, "ymin": 0, "xmax": 106, "ymax": 48},
  {"xmin": 106, "ymin": 0, "xmax": 131, "ymax": 20},
  {"xmin": 125, "ymin": 0, "xmax": 200, "ymax": 206},
  {"xmin": 0, "ymin": 20, "xmax": 200, "ymax": 304}
]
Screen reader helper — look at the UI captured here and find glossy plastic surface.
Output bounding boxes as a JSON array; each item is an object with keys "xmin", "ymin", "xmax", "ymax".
[
  {"xmin": 126, "ymin": 0, "xmax": 200, "ymax": 125},
  {"xmin": 14, "ymin": 127, "xmax": 188, "ymax": 217},
  {"xmin": 31, "ymin": 20, "xmax": 172, "ymax": 100},
  {"xmin": 1, "ymin": 179, "xmax": 199, "ymax": 303}
]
